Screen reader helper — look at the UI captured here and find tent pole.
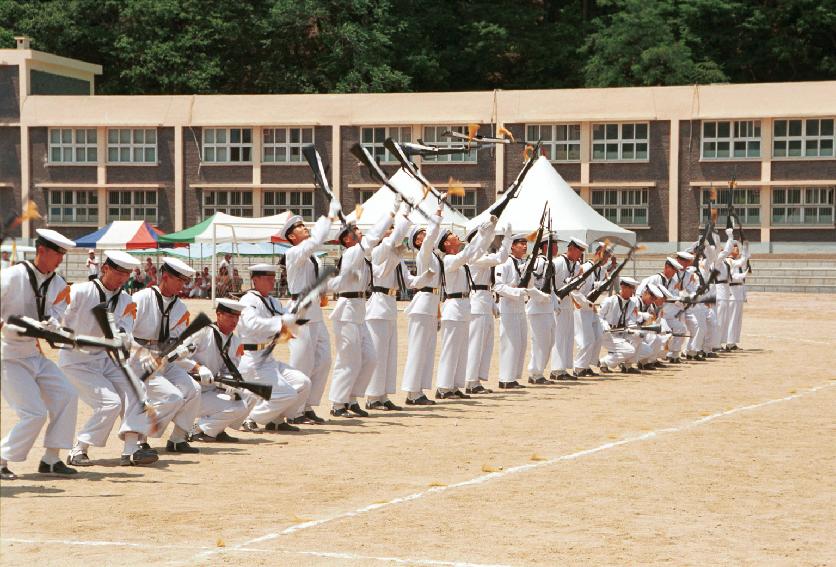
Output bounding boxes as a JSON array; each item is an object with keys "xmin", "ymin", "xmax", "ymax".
[{"xmin": 211, "ymin": 224, "xmax": 217, "ymax": 302}]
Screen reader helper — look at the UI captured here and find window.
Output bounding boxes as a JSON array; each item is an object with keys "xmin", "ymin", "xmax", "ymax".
[
  {"xmin": 202, "ymin": 128, "xmax": 252, "ymax": 163},
  {"xmin": 592, "ymin": 123, "xmax": 648, "ymax": 161},
  {"xmin": 701, "ymin": 120, "xmax": 761, "ymax": 159},
  {"xmin": 772, "ymin": 187, "xmax": 834, "ymax": 225},
  {"xmin": 202, "ymin": 190, "xmax": 253, "ymax": 217},
  {"xmin": 263, "ymin": 190, "xmax": 314, "ymax": 220},
  {"xmin": 526, "ymin": 124, "xmax": 580, "ymax": 162},
  {"xmin": 361, "ymin": 126, "xmax": 412, "ymax": 163},
  {"xmin": 421, "ymin": 125, "xmax": 478, "ymax": 162},
  {"xmin": 773, "ymin": 119, "xmax": 835, "ymax": 158},
  {"xmin": 47, "ymin": 189, "xmax": 98, "ymax": 224},
  {"xmin": 107, "ymin": 129, "xmax": 157, "ymax": 164},
  {"xmin": 48, "ymin": 128, "xmax": 97, "ymax": 163},
  {"xmin": 448, "ymin": 190, "xmax": 478, "ymax": 218},
  {"xmin": 107, "ymin": 191, "xmax": 158, "ymax": 222},
  {"xmin": 700, "ymin": 188, "xmax": 761, "ymax": 226},
  {"xmin": 356, "ymin": 189, "xmax": 376, "ymax": 204},
  {"xmin": 263, "ymin": 127, "xmax": 314, "ymax": 163},
  {"xmin": 591, "ymin": 189, "xmax": 649, "ymax": 226}
]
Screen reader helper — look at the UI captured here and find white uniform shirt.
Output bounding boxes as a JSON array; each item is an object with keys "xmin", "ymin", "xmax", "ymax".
[
  {"xmin": 598, "ymin": 294, "xmax": 640, "ymax": 330},
  {"xmin": 553, "ymin": 254, "xmax": 581, "ymax": 310},
  {"xmin": 284, "ymin": 216, "xmax": 331, "ymax": 323},
  {"xmin": 190, "ymin": 324, "xmax": 243, "ymax": 392},
  {"xmin": 405, "ymin": 214, "xmax": 443, "ymax": 317},
  {"xmin": 367, "ymin": 214, "xmax": 412, "ymax": 321},
  {"xmin": 495, "ymin": 256, "xmax": 527, "ymax": 314},
  {"xmin": 238, "ymin": 290, "xmax": 284, "ymax": 345},
  {"xmin": 469, "ymin": 234, "xmax": 511, "ymax": 316},
  {"xmin": 439, "ymin": 223, "xmax": 492, "ymax": 322},
  {"xmin": 526, "ymin": 255, "xmax": 554, "ymax": 315},
  {"xmin": 132, "ymin": 286, "xmax": 195, "ymax": 370},
  {"xmin": 0, "ymin": 262, "xmax": 70, "ymax": 358}
]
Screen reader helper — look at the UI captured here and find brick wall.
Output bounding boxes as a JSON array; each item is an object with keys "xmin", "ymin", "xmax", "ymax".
[
  {"xmin": 0, "ymin": 127, "xmax": 21, "ymax": 236},
  {"xmin": 0, "ymin": 65, "xmax": 19, "ymax": 122}
]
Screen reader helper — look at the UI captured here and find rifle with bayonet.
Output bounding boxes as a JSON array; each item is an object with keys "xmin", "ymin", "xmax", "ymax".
[
  {"xmin": 554, "ymin": 255, "xmax": 606, "ymax": 301},
  {"xmin": 586, "ymin": 244, "xmax": 640, "ymax": 304},
  {"xmin": 518, "ymin": 203, "xmax": 548, "ymax": 288},
  {"xmin": 137, "ymin": 312, "xmax": 212, "ymax": 381},
  {"xmin": 541, "ymin": 218, "xmax": 555, "ymax": 294},
  {"xmin": 302, "ymin": 144, "xmax": 350, "ymax": 228},
  {"xmin": 7, "ymin": 314, "xmax": 124, "ymax": 351},
  {"xmin": 403, "ymin": 140, "xmax": 473, "ymax": 157},
  {"xmin": 383, "ymin": 138, "xmax": 446, "ymax": 202},
  {"xmin": 349, "ymin": 143, "xmax": 431, "ymax": 220},
  {"xmin": 488, "ymin": 141, "xmax": 542, "ymax": 219}
]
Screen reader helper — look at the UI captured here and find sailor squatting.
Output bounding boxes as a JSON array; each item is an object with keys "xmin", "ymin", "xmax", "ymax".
[{"xmin": 0, "ymin": 196, "xmax": 750, "ymax": 481}]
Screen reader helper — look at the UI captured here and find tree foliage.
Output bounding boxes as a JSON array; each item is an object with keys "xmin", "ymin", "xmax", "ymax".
[{"xmin": 1, "ymin": 0, "xmax": 833, "ymax": 94}]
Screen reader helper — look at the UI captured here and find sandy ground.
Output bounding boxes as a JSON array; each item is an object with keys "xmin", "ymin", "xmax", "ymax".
[{"xmin": 1, "ymin": 292, "xmax": 835, "ymax": 566}]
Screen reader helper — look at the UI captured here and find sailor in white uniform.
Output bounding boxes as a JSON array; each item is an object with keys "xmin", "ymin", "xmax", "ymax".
[
  {"xmin": 494, "ymin": 234, "xmax": 531, "ymax": 389},
  {"xmin": 597, "ymin": 277, "xmax": 641, "ymax": 372},
  {"xmin": 1, "ymin": 229, "xmax": 79, "ymax": 479},
  {"xmin": 573, "ymin": 242, "xmax": 613, "ymax": 376},
  {"xmin": 724, "ymin": 239, "xmax": 750, "ymax": 349},
  {"xmin": 639, "ymin": 257, "xmax": 687, "ymax": 363},
  {"xmin": 526, "ymin": 233, "xmax": 559, "ymax": 384},
  {"xmin": 550, "ymin": 238, "xmax": 586, "ymax": 380}
]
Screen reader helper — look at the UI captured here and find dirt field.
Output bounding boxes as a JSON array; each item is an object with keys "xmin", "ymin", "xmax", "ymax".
[{"xmin": 2, "ymin": 292, "xmax": 835, "ymax": 566}]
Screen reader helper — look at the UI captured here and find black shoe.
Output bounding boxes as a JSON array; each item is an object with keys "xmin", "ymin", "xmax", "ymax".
[
  {"xmin": 705, "ymin": 352, "xmax": 719, "ymax": 359},
  {"xmin": 365, "ymin": 400, "xmax": 385, "ymax": 410},
  {"xmin": 465, "ymin": 384, "xmax": 493, "ymax": 394},
  {"xmin": 275, "ymin": 421, "xmax": 300, "ymax": 432},
  {"xmin": 435, "ymin": 389, "xmax": 456, "ymax": 399},
  {"xmin": 330, "ymin": 406, "xmax": 352, "ymax": 417},
  {"xmin": 166, "ymin": 440, "xmax": 200, "ymax": 453},
  {"xmin": 347, "ymin": 402, "xmax": 369, "ymax": 417},
  {"xmin": 528, "ymin": 376, "xmax": 550, "ymax": 385},
  {"xmin": 626, "ymin": 366, "xmax": 641, "ymax": 374},
  {"xmin": 584, "ymin": 368, "xmax": 599, "ymax": 377},
  {"xmin": 549, "ymin": 370, "xmax": 561, "ymax": 381},
  {"xmin": 564, "ymin": 372, "xmax": 579, "ymax": 381},
  {"xmin": 685, "ymin": 354, "xmax": 697, "ymax": 361},
  {"xmin": 288, "ymin": 415, "xmax": 318, "ymax": 425},
  {"xmin": 139, "ymin": 442, "xmax": 156, "ymax": 453},
  {"xmin": 382, "ymin": 400, "xmax": 403, "ymax": 411},
  {"xmin": 304, "ymin": 410, "xmax": 326, "ymax": 424},
  {"xmin": 38, "ymin": 460, "xmax": 79, "ymax": 476},
  {"xmin": 190, "ymin": 431, "xmax": 217, "ymax": 442},
  {"xmin": 67, "ymin": 451, "xmax": 93, "ymax": 467},
  {"xmin": 728, "ymin": 344, "xmax": 739, "ymax": 351},
  {"xmin": 598, "ymin": 362, "xmax": 612, "ymax": 374},
  {"xmin": 215, "ymin": 431, "xmax": 239, "ymax": 443},
  {"xmin": 696, "ymin": 351, "xmax": 707, "ymax": 361},
  {"xmin": 264, "ymin": 422, "xmax": 278, "ymax": 431},
  {"xmin": 240, "ymin": 419, "xmax": 263, "ymax": 433},
  {"xmin": 498, "ymin": 381, "xmax": 525, "ymax": 389},
  {"xmin": 653, "ymin": 361, "xmax": 667, "ymax": 368},
  {"xmin": 452, "ymin": 389, "xmax": 471, "ymax": 399},
  {"xmin": 1, "ymin": 466, "xmax": 17, "ymax": 480},
  {"xmin": 405, "ymin": 395, "xmax": 436, "ymax": 406},
  {"xmin": 120, "ymin": 448, "xmax": 159, "ymax": 466}
]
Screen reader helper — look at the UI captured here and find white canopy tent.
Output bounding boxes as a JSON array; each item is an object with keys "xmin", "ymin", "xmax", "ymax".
[
  {"xmin": 467, "ymin": 156, "xmax": 637, "ymax": 247},
  {"xmin": 339, "ymin": 168, "xmax": 470, "ymax": 238}
]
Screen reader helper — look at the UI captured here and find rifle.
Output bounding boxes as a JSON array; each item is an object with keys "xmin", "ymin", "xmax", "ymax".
[
  {"xmin": 443, "ymin": 127, "xmax": 513, "ymax": 145},
  {"xmin": 665, "ymin": 294, "xmax": 717, "ymax": 306},
  {"xmin": 302, "ymin": 144, "xmax": 349, "ymax": 227},
  {"xmin": 488, "ymin": 141, "xmax": 541, "ymax": 218},
  {"xmin": 404, "ymin": 140, "xmax": 473, "ymax": 157},
  {"xmin": 541, "ymin": 218, "xmax": 555, "ymax": 294},
  {"xmin": 190, "ymin": 373, "xmax": 272, "ymax": 401},
  {"xmin": 518, "ymin": 203, "xmax": 548, "ymax": 288},
  {"xmin": 608, "ymin": 324, "xmax": 663, "ymax": 336},
  {"xmin": 137, "ymin": 312, "xmax": 212, "ymax": 381},
  {"xmin": 586, "ymin": 244, "xmax": 640, "ymax": 304},
  {"xmin": 7, "ymin": 314, "xmax": 123, "ymax": 351},
  {"xmin": 555, "ymin": 257, "xmax": 605, "ymax": 300},
  {"xmin": 384, "ymin": 138, "xmax": 444, "ymax": 201},
  {"xmin": 349, "ymin": 143, "xmax": 431, "ymax": 220}
]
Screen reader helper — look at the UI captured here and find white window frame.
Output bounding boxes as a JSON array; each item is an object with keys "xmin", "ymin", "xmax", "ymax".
[
  {"xmin": 526, "ymin": 124, "xmax": 581, "ymax": 162},
  {"xmin": 262, "ymin": 189, "xmax": 315, "ymax": 220},
  {"xmin": 590, "ymin": 188, "xmax": 649, "ymax": 226},
  {"xmin": 772, "ymin": 186, "xmax": 834, "ymax": 226},
  {"xmin": 46, "ymin": 189, "xmax": 98, "ymax": 224},
  {"xmin": 262, "ymin": 127, "xmax": 314, "ymax": 163},
  {"xmin": 107, "ymin": 128, "xmax": 157, "ymax": 164},
  {"xmin": 48, "ymin": 128, "xmax": 97, "ymax": 164},
  {"xmin": 201, "ymin": 190, "xmax": 254, "ymax": 217},
  {"xmin": 773, "ymin": 118, "xmax": 835, "ymax": 159},
  {"xmin": 107, "ymin": 190, "xmax": 158, "ymax": 223},
  {"xmin": 700, "ymin": 187, "xmax": 761, "ymax": 226},
  {"xmin": 448, "ymin": 190, "xmax": 478, "ymax": 218},
  {"xmin": 356, "ymin": 189, "xmax": 376, "ymax": 205},
  {"xmin": 202, "ymin": 128, "xmax": 253, "ymax": 163},
  {"xmin": 360, "ymin": 126, "xmax": 412, "ymax": 163},
  {"xmin": 421, "ymin": 125, "xmax": 478, "ymax": 163},
  {"xmin": 701, "ymin": 120, "xmax": 761, "ymax": 160},
  {"xmin": 591, "ymin": 123, "xmax": 649, "ymax": 161}
]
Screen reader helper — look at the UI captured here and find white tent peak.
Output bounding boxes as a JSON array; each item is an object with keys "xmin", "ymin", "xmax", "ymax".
[{"xmin": 467, "ymin": 156, "xmax": 636, "ymax": 246}]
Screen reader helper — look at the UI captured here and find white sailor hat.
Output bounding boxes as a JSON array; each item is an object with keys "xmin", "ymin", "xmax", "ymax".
[
  {"xmin": 511, "ymin": 233, "xmax": 529, "ymax": 243},
  {"xmin": 647, "ymin": 283, "xmax": 664, "ymax": 298},
  {"xmin": 657, "ymin": 285, "xmax": 675, "ymax": 299},
  {"xmin": 215, "ymin": 298, "xmax": 246, "ymax": 314},
  {"xmin": 408, "ymin": 225, "xmax": 427, "ymax": 250},
  {"xmin": 337, "ymin": 222, "xmax": 358, "ymax": 244},
  {"xmin": 436, "ymin": 229, "xmax": 453, "ymax": 251},
  {"xmin": 538, "ymin": 231, "xmax": 556, "ymax": 247},
  {"xmin": 104, "ymin": 250, "xmax": 140, "ymax": 272},
  {"xmin": 161, "ymin": 257, "xmax": 196, "ymax": 280},
  {"xmin": 567, "ymin": 237, "xmax": 588, "ymax": 250},
  {"xmin": 34, "ymin": 228, "xmax": 76, "ymax": 252},
  {"xmin": 281, "ymin": 215, "xmax": 305, "ymax": 240},
  {"xmin": 619, "ymin": 276, "xmax": 639, "ymax": 288},
  {"xmin": 676, "ymin": 251, "xmax": 695, "ymax": 261},
  {"xmin": 248, "ymin": 263, "xmax": 279, "ymax": 276},
  {"xmin": 464, "ymin": 226, "xmax": 478, "ymax": 242},
  {"xmin": 665, "ymin": 256, "xmax": 683, "ymax": 270}
]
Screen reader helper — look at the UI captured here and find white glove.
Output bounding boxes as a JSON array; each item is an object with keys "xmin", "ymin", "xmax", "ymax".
[
  {"xmin": 136, "ymin": 351, "xmax": 157, "ymax": 375},
  {"xmin": 329, "ymin": 198, "xmax": 343, "ymax": 219},
  {"xmin": 197, "ymin": 365, "xmax": 214, "ymax": 385},
  {"xmin": 725, "ymin": 227, "xmax": 734, "ymax": 237},
  {"xmin": 222, "ymin": 385, "xmax": 239, "ymax": 397},
  {"xmin": 43, "ymin": 316, "xmax": 62, "ymax": 333},
  {"xmin": 527, "ymin": 288, "xmax": 550, "ymax": 301},
  {"xmin": 504, "ymin": 225, "xmax": 513, "ymax": 239},
  {"xmin": 398, "ymin": 200, "xmax": 411, "ymax": 217},
  {"xmin": 281, "ymin": 312, "xmax": 298, "ymax": 329},
  {"xmin": 393, "ymin": 193, "xmax": 403, "ymax": 211},
  {"xmin": 173, "ymin": 343, "xmax": 193, "ymax": 360}
]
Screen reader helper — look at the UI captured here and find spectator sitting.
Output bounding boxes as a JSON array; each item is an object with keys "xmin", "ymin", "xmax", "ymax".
[
  {"xmin": 189, "ymin": 274, "xmax": 205, "ymax": 298},
  {"xmin": 216, "ymin": 265, "xmax": 231, "ymax": 298},
  {"xmin": 230, "ymin": 268, "xmax": 243, "ymax": 294},
  {"xmin": 126, "ymin": 267, "xmax": 146, "ymax": 294}
]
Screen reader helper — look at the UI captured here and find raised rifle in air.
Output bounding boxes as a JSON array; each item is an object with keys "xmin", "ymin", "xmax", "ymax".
[{"xmin": 518, "ymin": 203, "xmax": 548, "ymax": 288}]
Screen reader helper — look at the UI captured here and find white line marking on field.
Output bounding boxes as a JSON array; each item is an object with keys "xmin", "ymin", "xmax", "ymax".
[
  {"xmin": 2, "ymin": 538, "xmax": 510, "ymax": 567},
  {"xmin": 195, "ymin": 380, "xmax": 835, "ymax": 562}
]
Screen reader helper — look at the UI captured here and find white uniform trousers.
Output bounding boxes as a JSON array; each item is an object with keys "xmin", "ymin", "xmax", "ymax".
[
  {"xmin": 663, "ymin": 314, "xmax": 688, "ymax": 359},
  {"xmin": 628, "ymin": 334, "xmax": 652, "ymax": 364},
  {"xmin": 600, "ymin": 333, "xmax": 635, "ymax": 369},
  {"xmin": 686, "ymin": 305, "xmax": 708, "ymax": 354},
  {"xmin": 642, "ymin": 334, "xmax": 667, "ymax": 363},
  {"xmin": 682, "ymin": 309, "xmax": 701, "ymax": 355},
  {"xmin": 64, "ymin": 358, "xmax": 144, "ymax": 446},
  {"xmin": 1, "ymin": 355, "xmax": 77, "ymax": 462},
  {"xmin": 705, "ymin": 304, "xmax": 720, "ymax": 350},
  {"xmin": 527, "ymin": 312, "xmax": 555, "ymax": 378},
  {"xmin": 241, "ymin": 354, "xmax": 310, "ymax": 423},
  {"xmin": 716, "ymin": 299, "xmax": 732, "ymax": 345},
  {"xmin": 466, "ymin": 314, "xmax": 494, "ymax": 383},
  {"xmin": 228, "ymin": 390, "xmax": 259, "ymax": 430},
  {"xmin": 366, "ymin": 319, "xmax": 398, "ymax": 398},
  {"xmin": 289, "ymin": 321, "xmax": 331, "ymax": 408},
  {"xmin": 401, "ymin": 314, "xmax": 438, "ymax": 394},
  {"xmin": 573, "ymin": 308, "xmax": 602, "ymax": 370},
  {"xmin": 550, "ymin": 306, "xmax": 574, "ymax": 373},
  {"xmin": 197, "ymin": 389, "xmax": 252, "ymax": 437},
  {"xmin": 726, "ymin": 300, "xmax": 744, "ymax": 345},
  {"xmin": 329, "ymin": 320, "xmax": 375, "ymax": 404},
  {"xmin": 499, "ymin": 312, "xmax": 527, "ymax": 382},
  {"xmin": 144, "ymin": 364, "xmax": 201, "ymax": 439},
  {"xmin": 437, "ymin": 320, "xmax": 470, "ymax": 390}
]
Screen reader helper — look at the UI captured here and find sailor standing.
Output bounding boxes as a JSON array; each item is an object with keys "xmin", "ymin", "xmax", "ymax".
[
  {"xmin": 282, "ymin": 205, "xmax": 337, "ymax": 424},
  {"xmin": 573, "ymin": 242, "xmax": 613, "ymax": 376},
  {"xmin": 494, "ymin": 234, "xmax": 530, "ymax": 389},
  {"xmin": 238, "ymin": 264, "xmax": 311, "ymax": 431},
  {"xmin": 132, "ymin": 257, "xmax": 202, "ymax": 453},
  {"xmin": 526, "ymin": 234, "xmax": 558, "ymax": 384},
  {"xmin": 62, "ymin": 251, "xmax": 158, "ymax": 467},
  {"xmin": 724, "ymin": 239, "xmax": 750, "ymax": 350},
  {"xmin": 1, "ymin": 229, "xmax": 79, "ymax": 479},
  {"xmin": 550, "ymin": 238, "xmax": 585, "ymax": 380},
  {"xmin": 464, "ymin": 224, "xmax": 512, "ymax": 394}
]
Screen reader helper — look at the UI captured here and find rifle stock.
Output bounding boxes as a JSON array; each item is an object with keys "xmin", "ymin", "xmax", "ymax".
[
  {"xmin": 518, "ymin": 204, "xmax": 548, "ymax": 288},
  {"xmin": 192, "ymin": 374, "xmax": 272, "ymax": 401},
  {"xmin": 488, "ymin": 141, "xmax": 541, "ymax": 218},
  {"xmin": 349, "ymin": 143, "xmax": 431, "ymax": 220},
  {"xmin": 555, "ymin": 259, "xmax": 603, "ymax": 300}
]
